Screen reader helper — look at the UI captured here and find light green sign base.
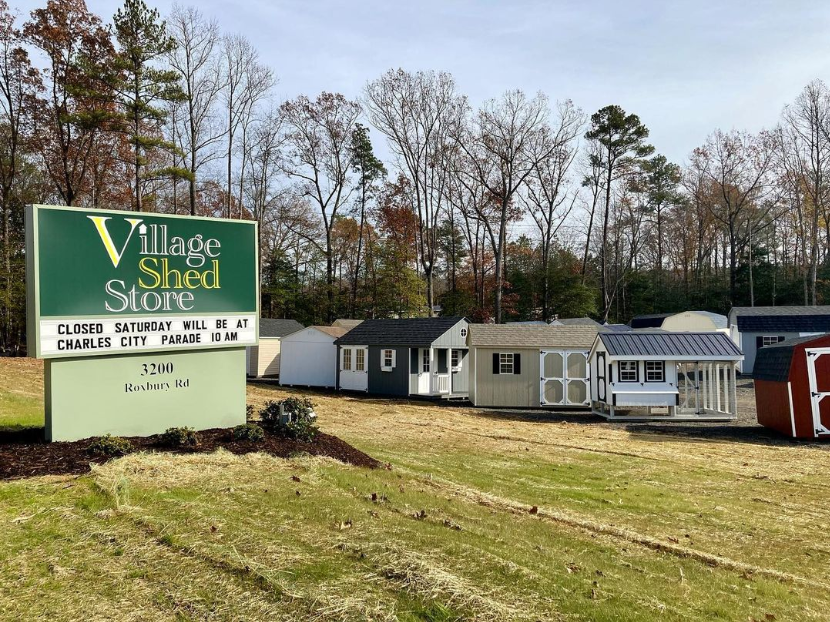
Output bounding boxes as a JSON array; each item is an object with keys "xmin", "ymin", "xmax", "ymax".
[{"xmin": 45, "ymin": 347, "xmax": 246, "ymax": 442}]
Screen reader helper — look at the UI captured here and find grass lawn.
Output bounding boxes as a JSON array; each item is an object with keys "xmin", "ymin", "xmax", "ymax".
[{"xmin": 2, "ymin": 359, "xmax": 829, "ymax": 620}]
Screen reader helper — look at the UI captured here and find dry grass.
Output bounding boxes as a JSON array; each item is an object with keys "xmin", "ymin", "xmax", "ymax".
[{"xmin": 2, "ymin": 359, "xmax": 830, "ymax": 620}]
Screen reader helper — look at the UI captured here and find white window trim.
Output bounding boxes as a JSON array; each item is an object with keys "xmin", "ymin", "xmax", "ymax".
[
  {"xmin": 645, "ymin": 360, "xmax": 664, "ymax": 383},
  {"xmin": 422, "ymin": 349, "xmax": 430, "ymax": 373},
  {"xmin": 355, "ymin": 348, "xmax": 365, "ymax": 372},
  {"xmin": 342, "ymin": 348, "xmax": 352, "ymax": 371},
  {"xmin": 761, "ymin": 335, "xmax": 783, "ymax": 347},
  {"xmin": 381, "ymin": 348, "xmax": 396, "ymax": 372},
  {"xmin": 499, "ymin": 352, "xmax": 514, "ymax": 375},
  {"xmin": 451, "ymin": 349, "xmax": 461, "ymax": 371},
  {"xmin": 619, "ymin": 360, "xmax": 638, "ymax": 382}
]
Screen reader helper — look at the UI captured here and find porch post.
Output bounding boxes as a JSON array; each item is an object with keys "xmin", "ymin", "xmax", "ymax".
[
  {"xmin": 694, "ymin": 362, "xmax": 700, "ymax": 414},
  {"xmin": 715, "ymin": 364, "xmax": 722, "ymax": 413}
]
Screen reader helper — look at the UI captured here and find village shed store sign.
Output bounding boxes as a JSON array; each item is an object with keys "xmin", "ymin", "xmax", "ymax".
[{"xmin": 27, "ymin": 205, "xmax": 258, "ymax": 359}]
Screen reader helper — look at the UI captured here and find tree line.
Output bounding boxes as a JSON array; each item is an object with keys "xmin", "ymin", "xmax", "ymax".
[{"xmin": 0, "ymin": 0, "xmax": 829, "ymax": 352}]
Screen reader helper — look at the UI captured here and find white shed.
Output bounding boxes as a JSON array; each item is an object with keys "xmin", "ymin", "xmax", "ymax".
[
  {"xmin": 279, "ymin": 326, "xmax": 348, "ymax": 388},
  {"xmin": 246, "ymin": 319, "xmax": 304, "ymax": 377}
]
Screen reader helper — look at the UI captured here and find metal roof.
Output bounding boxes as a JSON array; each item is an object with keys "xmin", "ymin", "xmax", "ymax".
[
  {"xmin": 469, "ymin": 324, "xmax": 598, "ymax": 349},
  {"xmin": 730, "ymin": 305, "xmax": 830, "ymax": 331},
  {"xmin": 259, "ymin": 318, "xmax": 304, "ymax": 338},
  {"xmin": 334, "ymin": 317, "xmax": 466, "ymax": 347},
  {"xmin": 598, "ymin": 331, "xmax": 742, "ymax": 359},
  {"xmin": 664, "ymin": 310, "xmax": 728, "ymax": 329}
]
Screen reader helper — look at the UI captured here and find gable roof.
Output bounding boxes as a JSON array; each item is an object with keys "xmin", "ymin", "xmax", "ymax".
[
  {"xmin": 469, "ymin": 325, "xmax": 598, "ymax": 349},
  {"xmin": 597, "ymin": 331, "xmax": 742, "ymax": 359},
  {"xmin": 332, "ymin": 319, "xmax": 363, "ymax": 329},
  {"xmin": 334, "ymin": 317, "xmax": 466, "ymax": 347},
  {"xmin": 557, "ymin": 317, "xmax": 602, "ymax": 327},
  {"xmin": 260, "ymin": 318, "xmax": 304, "ymax": 338},
  {"xmin": 314, "ymin": 326, "xmax": 349, "ymax": 338},
  {"xmin": 730, "ymin": 305, "xmax": 830, "ymax": 332}
]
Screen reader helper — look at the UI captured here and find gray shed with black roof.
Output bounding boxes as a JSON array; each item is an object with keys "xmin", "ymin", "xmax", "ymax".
[
  {"xmin": 589, "ymin": 331, "xmax": 743, "ymax": 421},
  {"xmin": 728, "ymin": 305, "xmax": 830, "ymax": 374},
  {"xmin": 333, "ymin": 317, "xmax": 469, "ymax": 398}
]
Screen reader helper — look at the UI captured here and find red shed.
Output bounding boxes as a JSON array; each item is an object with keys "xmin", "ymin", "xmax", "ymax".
[{"xmin": 753, "ymin": 334, "xmax": 830, "ymax": 439}]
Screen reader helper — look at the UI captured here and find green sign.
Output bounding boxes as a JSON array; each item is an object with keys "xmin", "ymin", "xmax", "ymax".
[{"xmin": 26, "ymin": 205, "xmax": 259, "ymax": 359}]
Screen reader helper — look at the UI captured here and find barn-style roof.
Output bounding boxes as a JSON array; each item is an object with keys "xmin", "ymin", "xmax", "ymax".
[
  {"xmin": 334, "ymin": 317, "xmax": 465, "ymax": 347},
  {"xmin": 753, "ymin": 334, "xmax": 830, "ymax": 382},
  {"xmin": 729, "ymin": 305, "xmax": 830, "ymax": 332},
  {"xmin": 629, "ymin": 313, "xmax": 672, "ymax": 329},
  {"xmin": 259, "ymin": 318, "xmax": 304, "ymax": 338},
  {"xmin": 469, "ymin": 325, "xmax": 598, "ymax": 349},
  {"xmin": 598, "ymin": 331, "xmax": 742, "ymax": 359}
]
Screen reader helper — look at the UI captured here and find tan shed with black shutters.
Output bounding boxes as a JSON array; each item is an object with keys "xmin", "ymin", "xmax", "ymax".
[{"xmin": 468, "ymin": 325, "xmax": 599, "ymax": 408}]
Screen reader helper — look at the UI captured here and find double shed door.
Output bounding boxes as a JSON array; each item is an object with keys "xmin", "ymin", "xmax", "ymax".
[
  {"xmin": 540, "ymin": 350, "xmax": 590, "ymax": 407},
  {"xmin": 806, "ymin": 347, "xmax": 830, "ymax": 437}
]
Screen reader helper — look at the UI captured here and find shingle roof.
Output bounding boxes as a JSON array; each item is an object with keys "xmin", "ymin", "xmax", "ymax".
[
  {"xmin": 730, "ymin": 305, "xmax": 830, "ymax": 332},
  {"xmin": 259, "ymin": 318, "xmax": 304, "ymax": 338},
  {"xmin": 557, "ymin": 317, "xmax": 602, "ymax": 327},
  {"xmin": 313, "ymin": 326, "xmax": 349, "ymax": 338},
  {"xmin": 629, "ymin": 313, "xmax": 673, "ymax": 329},
  {"xmin": 334, "ymin": 317, "xmax": 466, "ymax": 347},
  {"xmin": 598, "ymin": 331, "xmax": 742, "ymax": 359},
  {"xmin": 332, "ymin": 319, "xmax": 363, "ymax": 329},
  {"xmin": 469, "ymin": 325, "xmax": 598, "ymax": 349}
]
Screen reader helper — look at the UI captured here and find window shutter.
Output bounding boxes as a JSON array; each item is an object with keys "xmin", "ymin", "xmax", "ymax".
[
  {"xmin": 513, "ymin": 353, "xmax": 521, "ymax": 375},
  {"xmin": 492, "ymin": 352, "xmax": 500, "ymax": 374},
  {"xmin": 380, "ymin": 350, "xmax": 385, "ymax": 368},
  {"xmin": 756, "ymin": 336, "xmax": 763, "ymax": 350},
  {"xmin": 391, "ymin": 350, "xmax": 397, "ymax": 368}
]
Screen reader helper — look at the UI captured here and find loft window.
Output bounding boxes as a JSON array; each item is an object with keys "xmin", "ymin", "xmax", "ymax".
[
  {"xmin": 645, "ymin": 361, "xmax": 664, "ymax": 382},
  {"xmin": 460, "ymin": 327, "xmax": 468, "ymax": 338},
  {"xmin": 499, "ymin": 352, "xmax": 514, "ymax": 375},
  {"xmin": 355, "ymin": 348, "xmax": 365, "ymax": 372},
  {"xmin": 619, "ymin": 360, "xmax": 638, "ymax": 382},
  {"xmin": 761, "ymin": 335, "xmax": 784, "ymax": 347}
]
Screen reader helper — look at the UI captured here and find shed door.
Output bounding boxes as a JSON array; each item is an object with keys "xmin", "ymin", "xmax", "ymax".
[
  {"xmin": 540, "ymin": 350, "xmax": 590, "ymax": 407},
  {"xmin": 805, "ymin": 348, "xmax": 830, "ymax": 437},
  {"xmin": 596, "ymin": 352, "xmax": 606, "ymax": 403}
]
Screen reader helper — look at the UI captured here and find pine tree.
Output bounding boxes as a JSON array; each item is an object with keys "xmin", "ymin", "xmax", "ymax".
[{"xmin": 108, "ymin": 0, "xmax": 187, "ymax": 211}]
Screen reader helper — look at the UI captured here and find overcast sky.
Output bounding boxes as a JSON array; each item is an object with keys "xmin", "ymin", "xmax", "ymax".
[{"xmin": 14, "ymin": 0, "xmax": 830, "ymax": 165}]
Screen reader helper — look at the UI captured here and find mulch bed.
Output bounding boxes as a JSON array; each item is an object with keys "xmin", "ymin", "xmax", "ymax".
[{"xmin": 0, "ymin": 427, "xmax": 380, "ymax": 480}]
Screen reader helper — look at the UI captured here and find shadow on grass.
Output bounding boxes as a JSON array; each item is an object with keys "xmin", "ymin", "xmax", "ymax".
[
  {"xmin": 623, "ymin": 423, "xmax": 827, "ymax": 447},
  {"xmin": 0, "ymin": 426, "xmax": 45, "ymax": 444},
  {"xmin": 470, "ymin": 408, "xmax": 606, "ymax": 425}
]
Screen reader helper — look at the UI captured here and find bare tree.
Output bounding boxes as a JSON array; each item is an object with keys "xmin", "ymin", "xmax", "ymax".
[
  {"xmin": 455, "ymin": 89, "xmax": 558, "ymax": 323},
  {"xmin": 280, "ymin": 92, "xmax": 360, "ymax": 321},
  {"xmin": 778, "ymin": 79, "xmax": 830, "ymax": 305},
  {"xmin": 221, "ymin": 33, "xmax": 274, "ymax": 218},
  {"xmin": 364, "ymin": 69, "xmax": 464, "ymax": 316},
  {"xmin": 168, "ymin": 4, "xmax": 224, "ymax": 215},
  {"xmin": 691, "ymin": 129, "xmax": 777, "ymax": 306},
  {"xmin": 523, "ymin": 100, "xmax": 583, "ymax": 320}
]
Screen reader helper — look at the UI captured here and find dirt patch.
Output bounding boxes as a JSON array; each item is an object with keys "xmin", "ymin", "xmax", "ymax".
[{"xmin": 0, "ymin": 427, "xmax": 380, "ymax": 480}]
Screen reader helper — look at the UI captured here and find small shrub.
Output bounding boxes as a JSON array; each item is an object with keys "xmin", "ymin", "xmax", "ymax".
[
  {"xmin": 259, "ymin": 397, "xmax": 318, "ymax": 442},
  {"xmin": 160, "ymin": 426, "xmax": 200, "ymax": 448},
  {"xmin": 88, "ymin": 434, "xmax": 133, "ymax": 457},
  {"xmin": 232, "ymin": 423, "xmax": 265, "ymax": 442}
]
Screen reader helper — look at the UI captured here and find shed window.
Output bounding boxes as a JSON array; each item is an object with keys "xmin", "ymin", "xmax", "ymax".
[
  {"xmin": 342, "ymin": 348, "xmax": 352, "ymax": 371},
  {"xmin": 451, "ymin": 349, "xmax": 461, "ymax": 370},
  {"xmin": 500, "ymin": 353, "xmax": 514, "ymax": 374},
  {"xmin": 460, "ymin": 327, "xmax": 468, "ymax": 338},
  {"xmin": 422, "ymin": 349, "xmax": 430, "ymax": 372},
  {"xmin": 619, "ymin": 361, "xmax": 638, "ymax": 382},
  {"xmin": 645, "ymin": 361, "xmax": 664, "ymax": 382},
  {"xmin": 381, "ymin": 349, "xmax": 395, "ymax": 371},
  {"xmin": 761, "ymin": 335, "xmax": 785, "ymax": 347},
  {"xmin": 355, "ymin": 348, "xmax": 365, "ymax": 372}
]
